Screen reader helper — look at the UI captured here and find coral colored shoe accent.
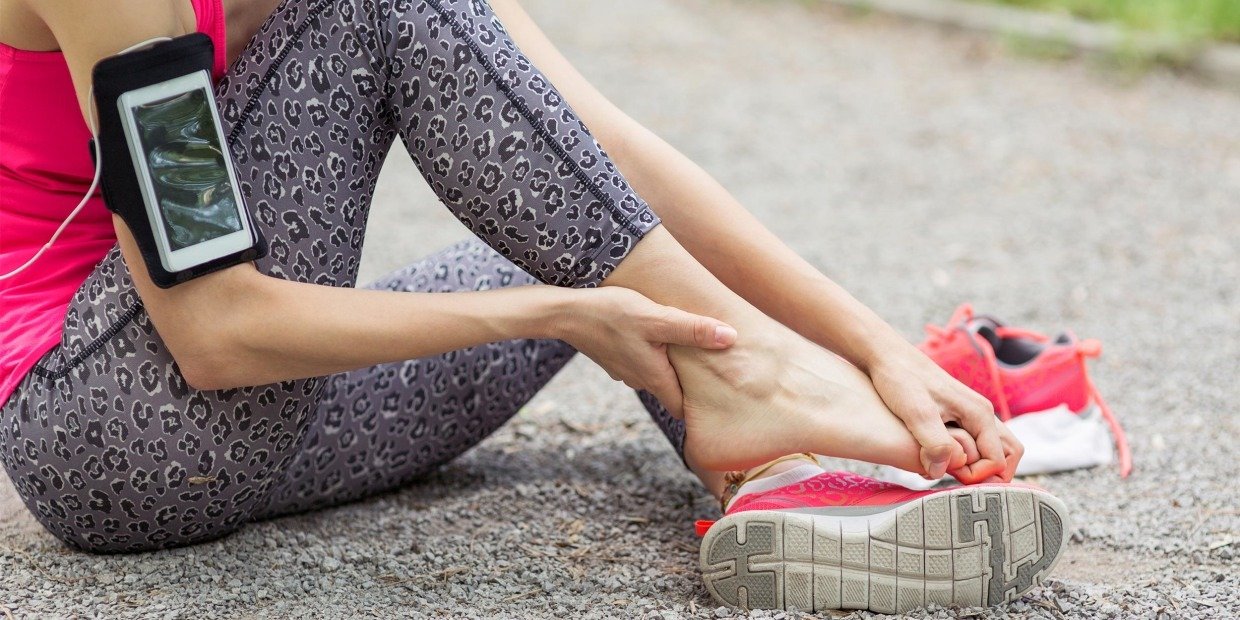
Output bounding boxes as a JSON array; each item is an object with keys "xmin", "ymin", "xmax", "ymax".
[
  {"xmin": 697, "ymin": 470, "xmax": 1069, "ymax": 614},
  {"xmin": 918, "ymin": 303, "xmax": 1131, "ymax": 477}
]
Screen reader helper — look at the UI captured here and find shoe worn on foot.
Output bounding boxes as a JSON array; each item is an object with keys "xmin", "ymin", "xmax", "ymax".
[
  {"xmin": 918, "ymin": 303, "xmax": 1131, "ymax": 476},
  {"xmin": 696, "ymin": 470, "xmax": 1069, "ymax": 614}
]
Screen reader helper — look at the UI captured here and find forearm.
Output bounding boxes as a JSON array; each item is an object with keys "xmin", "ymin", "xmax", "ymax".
[
  {"xmin": 605, "ymin": 127, "xmax": 907, "ymax": 369},
  {"xmin": 198, "ymin": 275, "xmax": 571, "ymax": 388},
  {"xmin": 492, "ymin": 0, "xmax": 908, "ymax": 368},
  {"xmin": 121, "ymin": 233, "xmax": 573, "ymax": 390}
]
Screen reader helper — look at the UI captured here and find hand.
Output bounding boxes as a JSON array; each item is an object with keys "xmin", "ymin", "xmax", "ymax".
[
  {"xmin": 945, "ymin": 422, "xmax": 1024, "ymax": 483},
  {"xmin": 866, "ymin": 341, "xmax": 1023, "ymax": 482},
  {"xmin": 557, "ymin": 287, "xmax": 737, "ymax": 417}
]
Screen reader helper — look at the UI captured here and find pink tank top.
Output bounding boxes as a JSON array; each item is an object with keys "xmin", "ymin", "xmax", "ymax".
[{"xmin": 0, "ymin": 0, "xmax": 228, "ymax": 404}]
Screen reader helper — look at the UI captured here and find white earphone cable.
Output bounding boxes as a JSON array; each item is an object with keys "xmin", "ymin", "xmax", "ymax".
[{"xmin": 0, "ymin": 36, "xmax": 173, "ymax": 281}]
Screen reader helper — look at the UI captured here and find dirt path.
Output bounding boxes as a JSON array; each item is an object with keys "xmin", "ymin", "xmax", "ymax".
[{"xmin": 2, "ymin": 0, "xmax": 1236, "ymax": 617}]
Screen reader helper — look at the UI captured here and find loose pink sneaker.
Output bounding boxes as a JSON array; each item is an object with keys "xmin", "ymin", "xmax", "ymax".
[
  {"xmin": 918, "ymin": 303, "xmax": 1131, "ymax": 476},
  {"xmin": 697, "ymin": 470, "xmax": 1069, "ymax": 614}
]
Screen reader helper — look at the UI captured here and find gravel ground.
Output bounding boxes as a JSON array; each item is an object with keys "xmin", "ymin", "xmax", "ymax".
[{"xmin": 2, "ymin": 0, "xmax": 1237, "ymax": 617}]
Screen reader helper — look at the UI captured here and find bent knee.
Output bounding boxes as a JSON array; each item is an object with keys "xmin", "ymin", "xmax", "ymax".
[{"xmin": 23, "ymin": 496, "xmax": 246, "ymax": 554}]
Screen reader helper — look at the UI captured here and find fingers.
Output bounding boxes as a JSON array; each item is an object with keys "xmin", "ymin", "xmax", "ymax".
[
  {"xmin": 996, "ymin": 422, "xmax": 1025, "ymax": 481},
  {"xmin": 652, "ymin": 307, "xmax": 736, "ymax": 349},
  {"xmin": 947, "ymin": 426, "xmax": 979, "ymax": 466},
  {"xmin": 943, "ymin": 424, "xmax": 999, "ymax": 484},
  {"xmin": 905, "ymin": 409, "xmax": 964, "ymax": 479},
  {"xmin": 947, "ymin": 422, "xmax": 1008, "ymax": 483},
  {"xmin": 949, "ymin": 457, "xmax": 1004, "ymax": 484},
  {"xmin": 947, "ymin": 417, "xmax": 1020, "ymax": 484},
  {"xmin": 947, "ymin": 420, "xmax": 1024, "ymax": 484},
  {"xmin": 949, "ymin": 395, "xmax": 1007, "ymax": 481},
  {"xmin": 644, "ymin": 357, "xmax": 686, "ymax": 420}
]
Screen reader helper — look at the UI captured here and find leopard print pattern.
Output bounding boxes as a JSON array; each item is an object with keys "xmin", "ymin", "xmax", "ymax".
[{"xmin": 0, "ymin": 0, "xmax": 681, "ymax": 553}]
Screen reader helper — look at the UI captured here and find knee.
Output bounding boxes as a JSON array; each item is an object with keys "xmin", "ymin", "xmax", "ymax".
[
  {"xmin": 22, "ymin": 498, "xmax": 153, "ymax": 554},
  {"xmin": 15, "ymin": 486, "xmax": 246, "ymax": 554},
  {"xmin": 34, "ymin": 508, "xmax": 243, "ymax": 554},
  {"xmin": 435, "ymin": 238, "xmax": 540, "ymax": 290}
]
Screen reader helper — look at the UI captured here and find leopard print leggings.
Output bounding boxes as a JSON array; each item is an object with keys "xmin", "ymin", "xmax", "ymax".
[{"xmin": 0, "ymin": 0, "xmax": 683, "ymax": 553}]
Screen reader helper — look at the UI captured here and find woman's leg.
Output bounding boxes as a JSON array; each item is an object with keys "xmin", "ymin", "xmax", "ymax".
[
  {"xmin": 381, "ymin": 0, "xmax": 659, "ymax": 287},
  {"xmin": 244, "ymin": 0, "xmax": 698, "ymax": 516},
  {"xmin": 251, "ymin": 239, "xmax": 686, "ymax": 518},
  {"xmin": 251, "ymin": 240, "xmax": 573, "ymax": 518},
  {"xmin": 0, "ymin": 0, "xmax": 683, "ymax": 551},
  {"xmin": 386, "ymin": 0, "xmax": 933, "ymax": 485},
  {"xmin": 0, "ymin": 0, "xmax": 402, "ymax": 552}
]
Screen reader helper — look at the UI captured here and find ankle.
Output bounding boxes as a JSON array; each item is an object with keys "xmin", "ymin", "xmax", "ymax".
[
  {"xmin": 746, "ymin": 458, "xmax": 813, "ymax": 482},
  {"xmin": 723, "ymin": 460, "xmax": 826, "ymax": 512},
  {"xmin": 601, "ymin": 226, "xmax": 750, "ymax": 322},
  {"xmin": 717, "ymin": 453, "xmax": 823, "ymax": 510}
]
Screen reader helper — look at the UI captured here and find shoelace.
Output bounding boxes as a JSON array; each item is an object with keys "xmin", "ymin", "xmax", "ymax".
[
  {"xmin": 1078, "ymin": 340, "xmax": 1133, "ymax": 477},
  {"xmin": 922, "ymin": 304, "xmax": 1014, "ymax": 420},
  {"xmin": 923, "ymin": 305, "xmax": 1132, "ymax": 477}
]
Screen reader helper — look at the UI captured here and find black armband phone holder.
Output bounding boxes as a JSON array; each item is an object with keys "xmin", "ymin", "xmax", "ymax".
[{"xmin": 91, "ymin": 33, "xmax": 265, "ymax": 288}]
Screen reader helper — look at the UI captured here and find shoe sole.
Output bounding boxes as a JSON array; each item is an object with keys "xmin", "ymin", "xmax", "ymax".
[{"xmin": 699, "ymin": 485, "xmax": 1069, "ymax": 613}]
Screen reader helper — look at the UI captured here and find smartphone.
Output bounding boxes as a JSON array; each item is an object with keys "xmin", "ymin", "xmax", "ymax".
[{"xmin": 117, "ymin": 71, "xmax": 253, "ymax": 273}]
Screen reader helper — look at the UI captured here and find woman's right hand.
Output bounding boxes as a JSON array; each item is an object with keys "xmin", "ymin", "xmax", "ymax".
[{"xmin": 557, "ymin": 287, "xmax": 737, "ymax": 418}]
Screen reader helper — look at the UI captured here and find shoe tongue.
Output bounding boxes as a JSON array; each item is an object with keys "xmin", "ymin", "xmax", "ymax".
[
  {"xmin": 973, "ymin": 323, "xmax": 1002, "ymax": 351},
  {"xmin": 968, "ymin": 313, "xmax": 1002, "ymax": 331}
]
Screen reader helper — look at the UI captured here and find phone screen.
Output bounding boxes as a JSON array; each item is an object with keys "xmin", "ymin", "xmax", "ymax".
[{"xmin": 131, "ymin": 88, "xmax": 242, "ymax": 251}]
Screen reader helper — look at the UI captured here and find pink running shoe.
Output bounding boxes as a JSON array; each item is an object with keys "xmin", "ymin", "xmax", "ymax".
[
  {"xmin": 918, "ymin": 303, "xmax": 1131, "ymax": 476},
  {"xmin": 697, "ymin": 470, "xmax": 1069, "ymax": 614}
]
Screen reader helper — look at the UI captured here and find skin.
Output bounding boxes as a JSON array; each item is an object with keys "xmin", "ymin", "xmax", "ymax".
[
  {"xmin": 2, "ymin": 0, "xmax": 1022, "ymax": 502},
  {"xmin": 485, "ymin": 0, "xmax": 1022, "ymax": 489}
]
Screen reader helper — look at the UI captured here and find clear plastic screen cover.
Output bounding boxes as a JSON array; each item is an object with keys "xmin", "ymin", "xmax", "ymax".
[{"xmin": 131, "ymin": 88, "xmax": 242, "ymax": 251}]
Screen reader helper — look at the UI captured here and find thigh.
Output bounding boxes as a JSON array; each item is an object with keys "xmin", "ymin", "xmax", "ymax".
[
  {"xmin": 0, "ymin": 312, "xmax": 312, "ymax": 552},
  {"xmin": 253, "ymin": 238, "xmax": 578, "ymax": 518},
  {"xmin": 0, "ymin": 0, "xmax": 399, "ymax": 552}
]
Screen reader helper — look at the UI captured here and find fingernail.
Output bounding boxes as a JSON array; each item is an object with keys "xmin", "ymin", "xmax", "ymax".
[
  {"xmin": 929, "ymin": 460, "xmax": 948, "ymax": 479},
  {"xmin": 714, "ymin": 325, "xmax": 737, "ymax": 346}
]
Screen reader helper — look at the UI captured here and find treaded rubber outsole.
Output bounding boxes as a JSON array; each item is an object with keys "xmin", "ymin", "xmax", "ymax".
[{"xmin": 699, "ymin": 486, "xmax": 1069, "ymax": 613}]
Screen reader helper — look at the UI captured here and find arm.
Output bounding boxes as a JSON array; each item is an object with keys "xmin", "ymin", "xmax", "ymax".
[
  {"xmin": 488, "ymin": 0, "xmax": 903, "ymax": 370},
  {"xmin": 492, "ymin": 0, "xmax": 1021, "ymax": 479},
  {"xmin": 29, "ymin": 0, "xmax": 735, "ymax": 412},
  {"xmin": 113, "ymin": 230, "xmax": 568, "ymax": 389}
]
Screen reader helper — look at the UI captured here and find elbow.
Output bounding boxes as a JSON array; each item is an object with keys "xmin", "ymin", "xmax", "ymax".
[
  {"xmin": 176, "ymin": 350, "xmax": 240, "ymax": 392},
  {"xmin": 158, "ymin": 267, "xmax": 272, "ymax": 391},
  {"xmin": 172, "ymin": 320, "xmax": 260, "ymax": 392},
  {"xmin": 168, "ymin": 328, "xmax": 248, "ymax": 393}
]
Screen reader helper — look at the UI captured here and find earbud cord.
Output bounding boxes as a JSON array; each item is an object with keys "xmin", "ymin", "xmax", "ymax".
[{"xmin": 0, "ymin": 36, "xmax": 173, "ymax": 281}]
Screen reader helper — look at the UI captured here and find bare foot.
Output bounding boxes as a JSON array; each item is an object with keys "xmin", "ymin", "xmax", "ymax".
[
  {"xmin": 674, "ymin": 317, "xmax": 962, "ymax": 476},
  {"xmin": 596, "ymin": 226, "xmax": 971, "ymax": 481}
]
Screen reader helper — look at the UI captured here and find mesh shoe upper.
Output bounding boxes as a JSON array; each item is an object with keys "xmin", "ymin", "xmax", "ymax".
[
  {"xmin": 726, "ymin": 470, "xmax": 937, "ymax": 513},
  {"xmin": 917, "ymin": 303, "xmax": 1131, "ymax": 477},
  {"xmin": 694, "ymin": 470, "xmax": 1041, "ymax": 536},
  {"xmin": 918, "ymin": 304, "xmax": 1096, "ymax": 417}
]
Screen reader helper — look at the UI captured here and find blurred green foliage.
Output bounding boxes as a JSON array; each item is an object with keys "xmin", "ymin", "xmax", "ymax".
[{"xmin": 983, "ymin": 0, "xmax": 1240, "ymax": 43}]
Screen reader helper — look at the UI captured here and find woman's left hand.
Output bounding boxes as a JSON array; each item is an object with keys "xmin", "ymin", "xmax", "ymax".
[{"xmin": 866, "ymin": 343, "xmax": 1024, "ymax": 483}]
